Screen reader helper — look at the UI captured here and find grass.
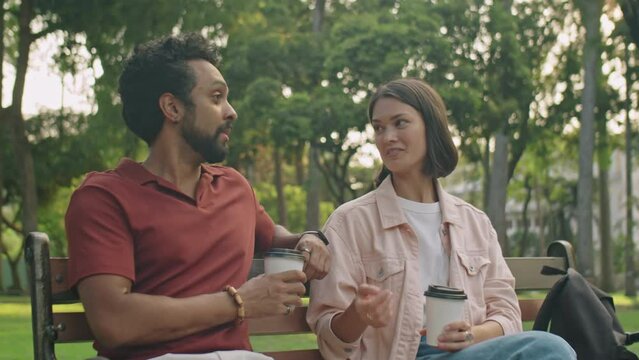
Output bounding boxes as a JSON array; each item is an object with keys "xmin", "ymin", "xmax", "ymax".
[{"xmin": 2, "ymin": 295, "xmax": 638, "ymax": 359}]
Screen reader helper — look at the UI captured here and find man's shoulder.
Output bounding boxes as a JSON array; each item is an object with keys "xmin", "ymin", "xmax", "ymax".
[
  {"xmin": 203, "ymin": 164, "xmax": 252, "ymax": 186},
  {"xmin": 78, "ymin": 169, "xmax": 124, "ymax": 189},
  {"xmin": 203, "ymin": 164, "xmax": 242, "ymax": 177}
]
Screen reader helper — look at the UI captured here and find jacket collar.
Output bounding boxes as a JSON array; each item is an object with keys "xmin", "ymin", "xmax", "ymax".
[{"xmin": 374, "ymin": 176, "xmax": 462, "ymax": 229}]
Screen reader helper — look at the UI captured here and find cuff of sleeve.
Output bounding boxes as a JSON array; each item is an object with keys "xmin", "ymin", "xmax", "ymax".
[
  {"xmin": 317, "ymin": 312, "xmax": 361, "ymax": 358},
  {"xmin": 486, "ymin": 314, "xmax": 522, "ymax": 336}
]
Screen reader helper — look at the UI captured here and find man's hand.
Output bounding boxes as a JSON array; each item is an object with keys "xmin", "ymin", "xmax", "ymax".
[
  {"xmin": 295, "ymin": 233, "xmax": 330, "ymax": 280},
  {"xmin": 238, "ymin": 270, "xmax": 307, "ymax": 318}
]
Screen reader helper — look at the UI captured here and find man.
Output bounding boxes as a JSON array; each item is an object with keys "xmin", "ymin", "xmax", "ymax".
[{"xmin": 65, "ymin": 33, "xmax": 330, "ymax": 360}]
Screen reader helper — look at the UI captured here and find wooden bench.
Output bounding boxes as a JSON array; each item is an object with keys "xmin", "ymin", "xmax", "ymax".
[{"xmin": 26, "ymin": 232, "xmax": 574, "ymax": 360}]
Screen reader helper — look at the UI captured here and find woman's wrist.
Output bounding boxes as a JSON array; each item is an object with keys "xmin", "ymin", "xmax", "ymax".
[{"xmin": 331, "ymin": 299, "xmax": 368, "ymax": 343}]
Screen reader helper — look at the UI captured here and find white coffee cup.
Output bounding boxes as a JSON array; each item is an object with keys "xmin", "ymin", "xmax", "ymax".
[
  {"xmin": 423, "ymin": 285, "xmax": 468, "ymax": 346},
  {"xmin": 264, "ymin": 248, "xmax": 305, "ymax": 274}
]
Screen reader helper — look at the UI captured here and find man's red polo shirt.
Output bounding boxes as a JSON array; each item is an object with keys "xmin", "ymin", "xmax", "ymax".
[{"xmin": 65, "ymin": 159, "xmax": 275, "ymax": 360}]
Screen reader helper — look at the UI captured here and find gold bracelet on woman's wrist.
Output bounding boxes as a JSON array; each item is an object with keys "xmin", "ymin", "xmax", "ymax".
[{"xmin": 224, "ymin": 285, "xmax": 245, "ymax": 325}]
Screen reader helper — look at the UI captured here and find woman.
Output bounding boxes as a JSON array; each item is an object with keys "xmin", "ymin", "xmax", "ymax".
[{"xmin": 307, "ymin": 78, "xmax": 575, "ymax": 359}]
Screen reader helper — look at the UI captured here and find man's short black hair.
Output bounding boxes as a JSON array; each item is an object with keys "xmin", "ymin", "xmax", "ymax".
[{"xmin": 118, "ymin": 33, "xmax": 220, "ymax": 145}]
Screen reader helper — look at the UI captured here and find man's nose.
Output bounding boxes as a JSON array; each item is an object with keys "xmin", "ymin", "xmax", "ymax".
[{"xmin": 225, "ymin": 102, "xmax": 238, "ymax": 122}]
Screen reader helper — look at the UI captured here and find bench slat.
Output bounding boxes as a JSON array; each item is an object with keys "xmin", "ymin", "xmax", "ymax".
[
  {"xmin": 519, "ymin": 299, "xmax": 544, "ymax": 322},
  {"xmin": 51, "ymin": 299, "xmax": 544, "ymax": 342},
  {"xmin": 506, "ymin": 257, "xmax": 565, "ymax": 290},
  {"xmin": 50, "ymin": 258, "xmax": 74, "ymax": 300},
  {"xmin": 263, "ymin": 349, "xmax": 323, "ymax": 360},
  {"xmin": 248, "ymin": 306, "xmax": 311, "ymax": 335},
  {"xmin": 52, "ymin": 312, "xmax": 94, "ymax": 342}
]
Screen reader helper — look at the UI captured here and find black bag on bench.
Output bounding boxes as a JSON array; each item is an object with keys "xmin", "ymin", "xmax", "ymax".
[{"xmin": 533, "ymin": 267, "xmax": 639, "ymax": 360}]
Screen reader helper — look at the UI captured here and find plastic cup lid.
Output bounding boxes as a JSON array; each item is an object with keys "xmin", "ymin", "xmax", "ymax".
[
  {"xmin": 265, "ymin": 248, "xmax": 305, "ymax": 260},
  {"xmin": 424, "ymin": 285, "xmax": 467, "ymax": 300}
]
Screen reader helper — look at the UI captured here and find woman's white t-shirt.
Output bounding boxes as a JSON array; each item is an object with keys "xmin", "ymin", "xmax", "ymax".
[{"xmin": 397, "ymin": 196, "xmax": 449, "ymax": 294}]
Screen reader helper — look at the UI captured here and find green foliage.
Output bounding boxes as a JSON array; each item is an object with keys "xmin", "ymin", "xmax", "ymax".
[
  {"xmin": 253, "ymin": 183, "xmax": 334, "ymax": 233},
  {"xmin": 0, "ymin": 0, "xmax": 636, "ymax": 287}
]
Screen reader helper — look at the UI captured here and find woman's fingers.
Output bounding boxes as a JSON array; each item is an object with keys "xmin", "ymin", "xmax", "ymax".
[
  {"xmin": 357, "ymin": 283, "xmax": 382, "ymax": 297},
  {"xmin": 353, "ymin": 285, "xmax": 394, "ymax": 328},
  {"xmin": 436, "ymin": 322, "xmax": 474, "ymax": 352}
]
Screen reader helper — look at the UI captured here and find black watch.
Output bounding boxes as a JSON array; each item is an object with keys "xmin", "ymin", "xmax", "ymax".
[{"xmin": 300, "ymin": 230, "xmax": 329, "ymax": 246}]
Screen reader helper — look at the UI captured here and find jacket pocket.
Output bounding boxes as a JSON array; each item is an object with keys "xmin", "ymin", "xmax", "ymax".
[
  {"xmin": 362, "ymin": 258, "xmax": 406, "ymax": 291},
  {"xmin": 457, "ymin": 252, "xmax": 491, "ymax": 276}
]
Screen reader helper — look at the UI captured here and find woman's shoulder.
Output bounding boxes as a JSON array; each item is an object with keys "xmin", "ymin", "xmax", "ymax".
[
  {"xmin": 325, "ymin": 190, "xmax": 378, "ymax": 227},
  {"xmin": 440, "ymin": 190, "xmax": 492, "ymax": 226}
]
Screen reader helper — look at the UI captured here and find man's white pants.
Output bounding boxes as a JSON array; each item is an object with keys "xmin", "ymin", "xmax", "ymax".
[{"xmin": 148, "ymin": 350, "xmax": 273, "ymax": 360}]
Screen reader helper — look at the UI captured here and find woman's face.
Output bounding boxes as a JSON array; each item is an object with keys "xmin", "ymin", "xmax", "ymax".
[{"xmin": 371, "ymin": 97, "xmax": 427, "ymax": 177}]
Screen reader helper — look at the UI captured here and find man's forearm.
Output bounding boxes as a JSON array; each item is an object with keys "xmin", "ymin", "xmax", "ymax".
[
  {"xmin": 270, "ymin": 224, "xmax": 300, "ymax": 249},
  {"xmin": 79, "ymin": 276, "xmax": 238, "ymax": 348}
]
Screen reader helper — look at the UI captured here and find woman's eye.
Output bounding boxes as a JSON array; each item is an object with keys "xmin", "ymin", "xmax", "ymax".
[
  {"xmin": 373, "ymin": 125, "xmax": 383, "ymax": 133},
  {"xmin": 396, "ymin": 119, "xmax": 408, "ymax": 128}
]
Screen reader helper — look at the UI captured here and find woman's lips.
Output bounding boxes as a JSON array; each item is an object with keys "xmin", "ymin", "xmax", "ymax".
[{"xmin": 385, "ymin": 148, "xmax": 403, "ymax": 157}]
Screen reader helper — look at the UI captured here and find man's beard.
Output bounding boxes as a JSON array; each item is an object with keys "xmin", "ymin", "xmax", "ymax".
[{"xmin": 181, "ymin": 111, "xmax": 230, "ymax": 164}]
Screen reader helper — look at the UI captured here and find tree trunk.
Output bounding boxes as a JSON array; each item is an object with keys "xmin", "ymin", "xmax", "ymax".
[
  {"xmin": 575, "ymin": 0, "xmax": 601, "ymax": 278},
  {"xmin": 7, "ymin": 257, "xmax": 22, "ymax": 293},
  {"xmin": 294, "ymin": 143, "xmax": 305, "ymax": 186},
  {"xmin": 1, "ymin": 0, "xmax": 37, "ymax": 294},
  {"xmin": 312, "ymin": 0, "xmax": 325, "ymax": 33},
  {"xmin": 273, "ymin": 146, "xmax": 288, "ymax": 227},
  {"xmin": 0, "ymin": 137, "xmax": 4, "ymax": 292},
  {"xmin": 519, "ymin": 176, "xmax": 533, "ymax": 257},
  {"xmin": 534, "ymin": 177, "xmax": 545, "ymax": 256},
  {"xmin": 246, "ymin": 161, "xmax": 255, "ymax": 184},
  {"xmin": 0, "ymin": 0, "xmax": 5, "ymax": 293},
  {"xmin": 306, "ymin": 0, "xmax": 325, "ymax": 230},
  {"xmin": 11, "ymin": 0, "xmax": 37, "ymax": 239},
  {"xmin": 624, "ymin": 43, "xmax": 636, "ymax": 296},
  {"xmin": 482, "ymin": 139, "xmax": 491, "ymax": 210},
  {"xmin": 599, "ymin": 164, "xmax": 613, "ymax": 291},
  {"xmin": 620, "ymin": 0, "xmax": 639, "ymax": 47},
  {"xmin": 306, "ymin": 145, "xmax": 320, "ymax": 230},
  {"xmin": 487, "ymin": 131, "xmax": 509, "ymax": 255}
]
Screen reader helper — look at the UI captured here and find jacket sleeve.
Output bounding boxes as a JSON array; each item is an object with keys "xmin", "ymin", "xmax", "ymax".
[
  {"xmin": 307, "ymin": 216, "xmax": 366, "ymax": 359},
  {"xmin": 482, "ymin": 221, "xmax": 523, "ymax": 335}
]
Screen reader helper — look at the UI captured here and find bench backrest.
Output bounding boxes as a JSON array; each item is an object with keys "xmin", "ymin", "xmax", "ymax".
[{"xmin": 26, "ymin": 232, "xmax": 574, "ymax": 360}]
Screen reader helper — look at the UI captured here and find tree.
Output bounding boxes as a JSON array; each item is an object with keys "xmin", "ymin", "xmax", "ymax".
[
  {"xmin": 306, "ymin": 0, "xmax": 325, "ymax": 230},
  {"xmin": 1, "ymin": 0, "xmax": 46, "ymax": 291},
  {"xmin": 619, "ymin": 0, "xmax": 638, "ymax": 297},
  {"xmin": 575, "ymin": 0, "xmax": 603, "ymax": 278}
]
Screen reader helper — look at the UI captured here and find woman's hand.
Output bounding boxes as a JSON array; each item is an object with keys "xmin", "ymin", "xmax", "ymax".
[
  {"xmin": 330, "ymin": 283, "xmax": 394, "ymax": 343},
  {"xmin": 419, "ymin": 321, "xmax": 474, "ymax": 352},
  {"xmin": 353, "ymin": 284, "xmax": 393, "ymax": 328}
]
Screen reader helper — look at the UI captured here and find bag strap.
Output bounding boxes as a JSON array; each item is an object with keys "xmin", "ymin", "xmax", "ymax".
[
  {"xmin": 532, "ymin": 266, "xmax": 568, "ymax": 331},
  {"xmin": 626, "ymin": 331, "xmax": 639, "ymax": 346},
  {"xmin": 540, "ymin": 265, "xmax": 567, "ymax": 276}
]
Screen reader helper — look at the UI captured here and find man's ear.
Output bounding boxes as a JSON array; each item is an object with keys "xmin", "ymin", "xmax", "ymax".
[{"xmin": 158, "ymin": 93, "xmax": 182, "ymax": 124}]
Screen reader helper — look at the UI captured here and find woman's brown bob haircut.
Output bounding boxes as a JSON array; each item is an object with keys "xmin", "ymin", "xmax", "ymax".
[{"xmin": 368, "ymin": 78, "xmax": 458, "ymax": 187}]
